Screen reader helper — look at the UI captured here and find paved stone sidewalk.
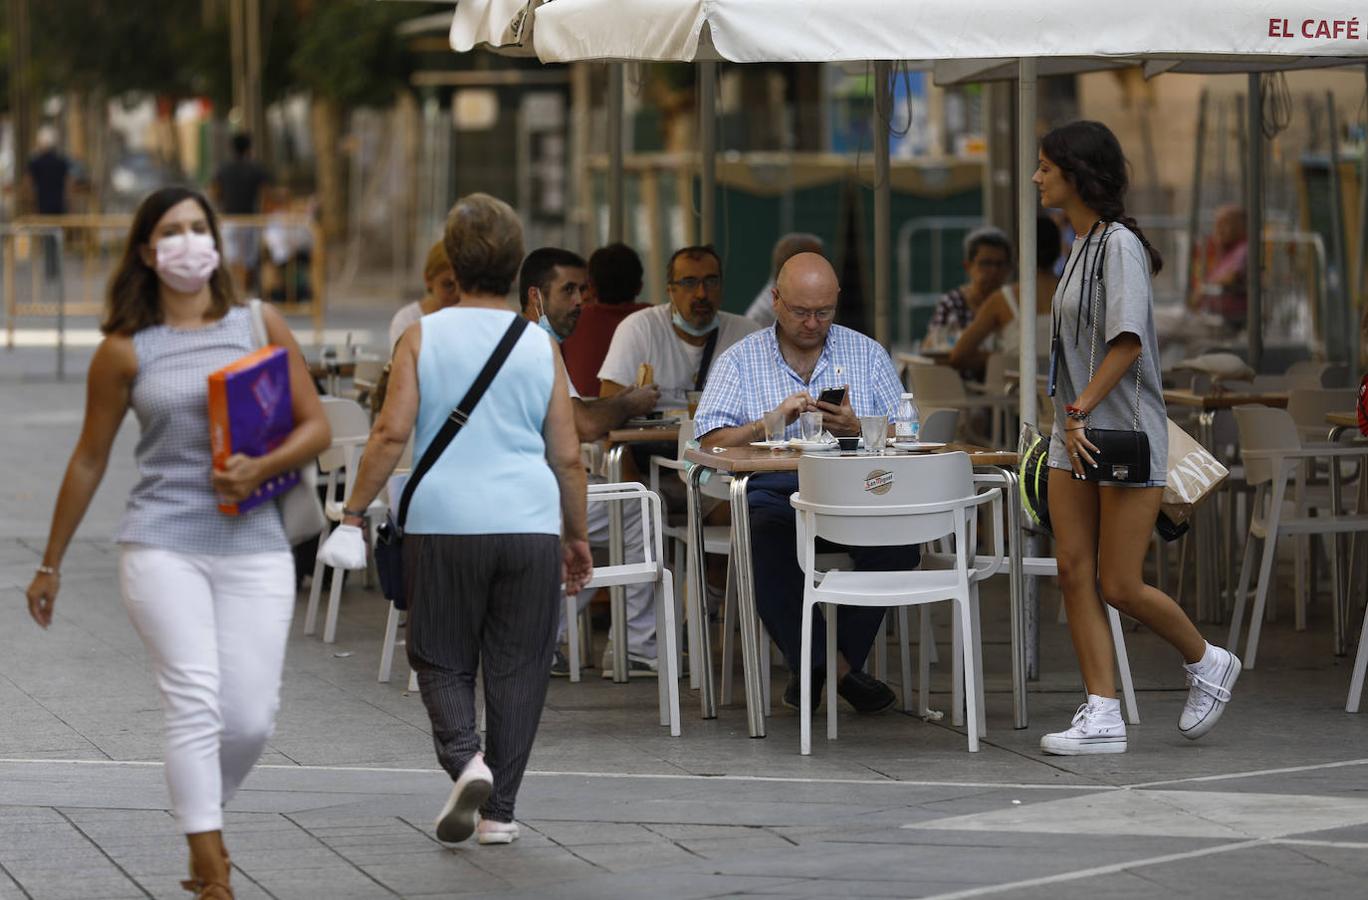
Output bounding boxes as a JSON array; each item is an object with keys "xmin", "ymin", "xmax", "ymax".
[{"xmin": 3, "ymin": 341, "xmax": 1366, "ymax": 899}]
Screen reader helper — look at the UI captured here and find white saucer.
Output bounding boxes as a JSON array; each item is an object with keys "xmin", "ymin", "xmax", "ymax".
[
  {"xmin": 790, "ymin": 439, "xmax": 840, "ymax": 452},
  {"xmin": 891, "ymin": 441, "xmax": 947, "ymax": 452},
  {"xmin": 749, "ymin": 440, "xmax": 789, "ymax": 448}
]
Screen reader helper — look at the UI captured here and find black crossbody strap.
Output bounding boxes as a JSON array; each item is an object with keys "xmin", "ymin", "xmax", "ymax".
[
  {"xmin": 395, "ymin": 316, "xmax": 529, "ymax": 529},
  {"xmin": 693, "ymin": 326, "xmax": 721, "ymax": 392}
]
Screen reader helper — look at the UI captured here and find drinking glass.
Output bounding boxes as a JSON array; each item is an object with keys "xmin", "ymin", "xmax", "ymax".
[
  {"xmin": 859, "ymin": 415, "xmax": 887, "ymax": 454},
  {"xmin": 763, "ymin": 410, "xmax": 787, "ymax": 443},
  {"xmin": 686, "ymin": 390, "xmax": 703, "ymax": 418},
  {"xmin": 799, "ymin": 411, "xmax": 824, "ymax": 442}
]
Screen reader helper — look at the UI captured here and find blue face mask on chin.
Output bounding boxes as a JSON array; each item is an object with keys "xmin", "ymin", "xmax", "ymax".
[
  {"xmin": 672, "ymin": 310, "xmax": 720, "ymax": 338},
  {"xmin": 538, "ymin": 314, "xmax": 565, "ymax": 343}
]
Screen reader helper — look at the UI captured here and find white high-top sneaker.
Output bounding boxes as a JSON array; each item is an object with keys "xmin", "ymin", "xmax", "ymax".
[
  {"xmin": 1179, "ymin": 645, "xmax": 1241, "ymax": 740},
  {"xmin": 1040, "ymin": 696, "xmax": 1127, "ymax": 755}
]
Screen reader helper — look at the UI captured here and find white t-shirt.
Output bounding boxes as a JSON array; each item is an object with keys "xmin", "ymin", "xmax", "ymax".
[
  {"xmin": 388, "ymin": 301, "xmax": 423, "ymax": 352},
  {"xmin": 597, "ymin": 303, "xmax": 760, "ymax": 410}
]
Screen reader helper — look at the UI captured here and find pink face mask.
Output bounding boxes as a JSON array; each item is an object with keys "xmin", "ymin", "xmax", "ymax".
[{"xmin": 154, "ymin": 232, "xmax": 220, "ymax": 294}]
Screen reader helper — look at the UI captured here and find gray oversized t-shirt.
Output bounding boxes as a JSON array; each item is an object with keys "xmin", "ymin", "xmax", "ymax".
[{"xmin": 1047, "ymin": 223, "xmax": 1167, "ymax": 484}]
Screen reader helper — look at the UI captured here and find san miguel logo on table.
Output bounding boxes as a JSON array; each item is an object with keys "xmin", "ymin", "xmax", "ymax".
[
  {"xmin": 208, "ymin": 345, "xmax": 298, "ymax": 515},
  {"xmin": 864, "ymin": 469, "xmax": 894, "ymax": 495}
]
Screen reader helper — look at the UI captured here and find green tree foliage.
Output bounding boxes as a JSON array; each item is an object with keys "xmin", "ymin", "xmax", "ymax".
[{"xmin": 290, "ymin": 0, "xmax": 428, "ymax": 107}]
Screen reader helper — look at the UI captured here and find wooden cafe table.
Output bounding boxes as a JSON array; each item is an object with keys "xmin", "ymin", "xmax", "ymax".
[
  {"xmin": 600, "ymin": 423, "xmax": 682, "ymax": 682},
  {"xmin": 682, "ymin": 443, "xmax": 1027, "ymax": 738},
  {"xmin": 1162, "ymin": 389, "xmax": 1289, "ymax": 624}
]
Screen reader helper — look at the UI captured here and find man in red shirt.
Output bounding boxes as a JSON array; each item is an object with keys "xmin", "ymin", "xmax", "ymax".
[{"xmin": 561, "ymin": 243, "xmax": 651, "ymax": 396}]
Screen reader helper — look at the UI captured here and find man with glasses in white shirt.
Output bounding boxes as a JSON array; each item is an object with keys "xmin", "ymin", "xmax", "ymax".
[
  {"xmin": 597, "ymin": 245, "xmax": 759, "ymax": 412},
  {"xmin": 694, "ymin": 251, "xmax": 911, "ymax": 715}
]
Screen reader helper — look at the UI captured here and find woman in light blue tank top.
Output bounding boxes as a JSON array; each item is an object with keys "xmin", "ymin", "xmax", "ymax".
[
  {"xmin": 23, "ymin": 187, "xmax": 330, "ymax": 896},
  {"xmin": 319, "ymin": 193, "xmax": 591, "ymax": 846}
]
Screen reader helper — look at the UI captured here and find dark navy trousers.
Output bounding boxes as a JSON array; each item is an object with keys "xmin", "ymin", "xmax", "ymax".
[{"xmin": 746, "ymin": 473, "xmax": 920, "ymax": 675}]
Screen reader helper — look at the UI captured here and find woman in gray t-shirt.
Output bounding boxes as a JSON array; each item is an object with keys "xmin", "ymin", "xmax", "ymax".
[{"xmin": 1033, "ymin": 121, "xmax": 1242, "ymax": 757}]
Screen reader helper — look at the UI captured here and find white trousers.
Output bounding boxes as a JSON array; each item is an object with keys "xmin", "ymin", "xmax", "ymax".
[
  {"xmin": 557, "ymin": 475, "xmax": 656, "ymax": 658},
  {"xmin": 118, "ymin": 545, "xmax": 295, "ymax": 834}
]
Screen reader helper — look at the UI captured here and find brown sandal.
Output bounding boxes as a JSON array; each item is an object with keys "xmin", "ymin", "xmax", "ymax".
[{"xmin": 179, "ymin": 877, "xmax": 234, "ymax": 899}]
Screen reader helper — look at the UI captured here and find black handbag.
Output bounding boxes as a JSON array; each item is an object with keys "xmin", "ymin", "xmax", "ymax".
[
  {"xmin": 1082, "ymin": 427, "xmax": 1151, "ymax": 483},
  {"xmin": 374, "ymin": 316, "xmax": 529, "ymax": 610}
]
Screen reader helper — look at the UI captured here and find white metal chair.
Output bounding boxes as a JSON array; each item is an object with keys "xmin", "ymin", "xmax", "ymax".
[
  {"xmin": 1229, "ymin": 406, "xmax": 1368, "ymax": 668},
  {"xmin": 306, "ymin": 397, "xmax": 384, "ymax": 643},
  {"xmin": 916, "ymin": 407, "xmax": 960, "ymax": 445},
  {"xmin": 908, "ymin": 364, "xmax": 1011, "ymax": 446},
  {"xmin": 566, "ymin": 481, "xmax": 683, "ymax": 735},
  {"xmin": 650, "ymin": 422, "xmax": 733, "ymax": 691},
  {"xmin": 791, "ymin": 452, "xmax": 1002, "ymax": 754}
]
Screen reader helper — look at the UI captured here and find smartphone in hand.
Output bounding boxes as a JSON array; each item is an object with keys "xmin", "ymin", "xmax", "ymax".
[{"xmin": 817, "ymin": 386, "xmax": 848, "ymax": 407}]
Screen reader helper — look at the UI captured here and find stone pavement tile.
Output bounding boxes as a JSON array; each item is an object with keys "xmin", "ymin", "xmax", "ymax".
[
  {"xmin": 521, "ymin": 820, "xmax": 658, "ymax": 846},
  {"xmin": 738, "ymin": 878, "xmax": 1005, "ymax": 898},
  {"xmin": 902, "ymin": 788, "xmax": 1368, "ymax": 840},
  {"xmin": 464, "ymin": 872, "xmax": 811, "ymax": 900},
  {"xmin": 564, "ymin": 840, "xmax": 701, "ymax": 872},
  {"xmin": 1116, "ymin": 843, "xmax": 1368, "ymax": 899},
  {"xmin": 361, "ymin": 853, "xmax": 511, "ymax": 895},
  {"xmin": 456, "ymin": 845, "xmax": 601, "ymax": 887},
  {"xmin": 988, "ymin": 872, "xmax": 1203, "ymax": 900},
  {"xmin": 1273, "ymin": 841, "xmax": 1368, "ymax": 876}
]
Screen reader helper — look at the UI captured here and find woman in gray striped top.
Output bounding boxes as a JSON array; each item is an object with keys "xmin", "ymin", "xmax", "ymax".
[{"xmin": 24, "ymin": 187, "xmax": 330, "ymax": 898}]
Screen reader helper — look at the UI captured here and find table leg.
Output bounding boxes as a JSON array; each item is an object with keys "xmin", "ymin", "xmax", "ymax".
[
  {"xmin": 605, "ymin": 445, "xmax": 628, "ymax": 683},
  {"xmin": 1195, "ymin": 411, "xmax": 1218, "ymax": 623},
  {"xmin": 1329, "ymin": 425, "xmax": 1350, "ymax": 657},
  {"xmin": 686, "ymin": 463, "xmax": 717, "ymax": 719},
  {"xmin": 991, "ymin": 466, "xmax": 1029, "ymax": 729},
  {"xmin": 729, "ymin": 474, "xmax": 766, "ymax": 738}
]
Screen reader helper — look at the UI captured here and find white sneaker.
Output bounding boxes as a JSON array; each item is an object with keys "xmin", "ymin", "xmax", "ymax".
[
  {"xmin": 476, "ymin": 818, "xmax": 520, "ymax": 845},
  {"xmin": 435, "ymin": 753, "xmax": 493, "ymax": 843},
  {"xmin": 1179, "ymin": 646, "xmax": 1241, "ymax": 740},
  {"xmin": 1040, "ymin": 698, "xmax": 1127, "ymax": 755}
]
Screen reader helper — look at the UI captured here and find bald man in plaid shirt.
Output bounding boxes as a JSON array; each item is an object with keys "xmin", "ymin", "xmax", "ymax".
[{"xmin": 693, "ymin": 252, "xmax": 915, "ymax": 715}]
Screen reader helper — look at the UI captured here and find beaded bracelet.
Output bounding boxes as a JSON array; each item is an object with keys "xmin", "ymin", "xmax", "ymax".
[{"xmin": 1064, "ymin": 404, "xmax": 1090, "ymax": 422}]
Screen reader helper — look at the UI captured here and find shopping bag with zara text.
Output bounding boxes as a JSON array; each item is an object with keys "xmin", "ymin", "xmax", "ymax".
[{"xmin": 1157, "ymin": 419, "xmax": 1228, "ymax": 540}]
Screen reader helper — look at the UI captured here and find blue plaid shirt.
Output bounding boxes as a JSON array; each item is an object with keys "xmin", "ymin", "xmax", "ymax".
[{"xmin": 693, "ymin": 324, "xmax": 904, "ymax": 441}]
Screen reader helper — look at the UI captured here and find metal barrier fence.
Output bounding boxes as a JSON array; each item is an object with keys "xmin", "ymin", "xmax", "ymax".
[{"xmin": 4, "ymin": 214, "xmax": 326, "ymax": 371}]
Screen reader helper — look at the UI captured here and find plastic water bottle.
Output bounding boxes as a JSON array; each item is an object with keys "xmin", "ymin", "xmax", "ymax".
[{"xmin": 894, "ymin": 392, "xmax": 920, "ymax": 443}]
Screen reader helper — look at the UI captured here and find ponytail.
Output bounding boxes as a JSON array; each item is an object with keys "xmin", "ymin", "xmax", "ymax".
[{"xmin": 1115, "ymin": 215, "xmax": 1163, "ymax": 275}]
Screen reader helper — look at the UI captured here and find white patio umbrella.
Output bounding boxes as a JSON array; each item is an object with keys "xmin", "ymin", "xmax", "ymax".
[{"xmin": 533, "ymin": 0, "xmax": 1368, "ymax": 400}]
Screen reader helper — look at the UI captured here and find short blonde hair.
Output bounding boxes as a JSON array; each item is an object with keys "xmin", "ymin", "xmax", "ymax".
[
  {"xmin": 423, "ymin": 239, "xmax": 451, "ymax": 283},
  {"xmin": 443, "ymin": 193, "xmax": 523, "ymax": 297}
]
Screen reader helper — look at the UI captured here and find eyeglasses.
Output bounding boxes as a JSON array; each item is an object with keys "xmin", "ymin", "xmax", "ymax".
[
  {"xmin": 777, "ymin": 295, "xmax": 836, "ymax": 323},
  {"xmin": 669, "ymin": 275, "xmax": 722, "ymax": 292}
]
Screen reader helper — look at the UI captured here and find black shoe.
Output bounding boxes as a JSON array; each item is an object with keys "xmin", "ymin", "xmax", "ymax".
[
  {"xmin": 782, "ymin": 669, "xmax": 825, "ymax": 713},
  {"xmin": 549, "ymin": 648, "xmax": 571, "ymax": 677},
  {"xmin": 838, "ymin": 670, "xmax": 896, "ymax": 714}
]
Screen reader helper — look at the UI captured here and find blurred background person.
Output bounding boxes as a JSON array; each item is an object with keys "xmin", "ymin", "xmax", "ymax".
[
  {"xmin": 211, "ymin": 132, "xmax": 272, "ymax": 292},
  {"xmin": 745, "ymin": 232, "xmax": 826, "ymax": 327},
  {"xmin": 923, "ymin": 227, "xmax": 1012, "ymax": 351},
  {"xmin": 948, "ymin": 216, "xmax": 1061, "ymax": 375},
  {"xmin": 24, "ymin": 124, "xmax": 75, "ymax": 281},
  {"xmin": 389, "ymin": 240, "xmax": 459, "ymax": 351},
  {"xmin": 561, "ymin": 242, "xmax": 651, "ymax": 396},
  {"xmin": 1187, "ymin": 203, "xmax": 1248, "ymax": 331}
]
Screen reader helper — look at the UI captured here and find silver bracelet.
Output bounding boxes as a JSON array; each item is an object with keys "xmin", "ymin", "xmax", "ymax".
[{"xmin": 36, "ymin": 565, "xmax": 59, "ymax": 577}]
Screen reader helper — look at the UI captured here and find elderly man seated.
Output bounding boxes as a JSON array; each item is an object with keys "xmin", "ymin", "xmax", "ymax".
[
  {"xmin": 693, "ymin": 252, "xmax": 914, "ymax": 713},
  {"xmin": 519, "ymin": 247, "xmax": 662, "ymax": 677}
]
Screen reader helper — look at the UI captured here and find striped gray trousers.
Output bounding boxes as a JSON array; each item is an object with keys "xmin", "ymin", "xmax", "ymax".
[{"xmin": 404, "ymin": 532, "xmax": 561, "ymax": 823}]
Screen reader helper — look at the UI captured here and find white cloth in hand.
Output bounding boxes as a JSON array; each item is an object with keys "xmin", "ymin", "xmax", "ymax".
[{"xmin": 318, "ymin": 524, "xmax": 367, "ymax": 570}]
